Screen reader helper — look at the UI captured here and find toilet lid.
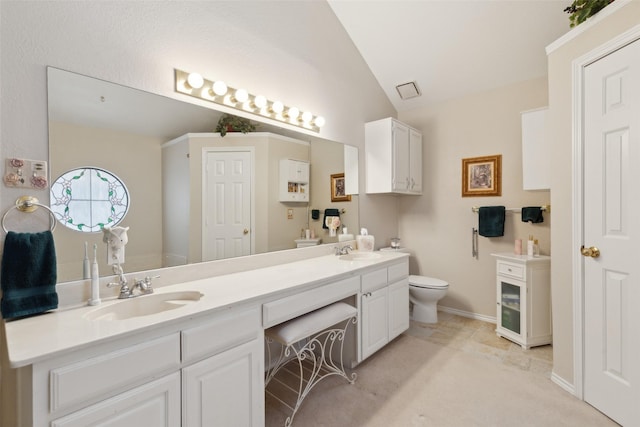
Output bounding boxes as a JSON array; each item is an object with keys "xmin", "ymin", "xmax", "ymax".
[{"xmin": 409, "ymin": 275, "xmax": 449, "ymax": 289}]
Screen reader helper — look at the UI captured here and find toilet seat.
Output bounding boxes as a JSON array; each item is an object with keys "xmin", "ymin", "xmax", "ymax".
[{"xmin": 409, "ymin": 275, "xmax": 449, "ymax": 290}]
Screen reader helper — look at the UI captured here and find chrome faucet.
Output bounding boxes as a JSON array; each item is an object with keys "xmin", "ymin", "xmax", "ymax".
[
  {"xmin": 335, "ymin": 245, "xmax": 354, "ymax": 255},
  {"xmin": 107, "ymin": 271, "xmax": 158, "ymax": 299}
]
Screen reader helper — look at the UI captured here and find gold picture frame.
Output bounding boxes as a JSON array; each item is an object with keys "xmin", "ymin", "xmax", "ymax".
[
  {"xmin": 462, "ymin": 154, "xmax": 502, "ymax": 197},
  {"xmin": 330, "ymin": 173, "xmax": 351, "ymax": 202}
]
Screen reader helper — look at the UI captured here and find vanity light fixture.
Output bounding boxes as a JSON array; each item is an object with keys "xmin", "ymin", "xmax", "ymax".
[{"xmin": 175, "ymin": 69, "xmax": 324, "ymax": 132}]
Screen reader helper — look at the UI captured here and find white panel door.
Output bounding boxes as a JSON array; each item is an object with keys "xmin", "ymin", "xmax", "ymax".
[
  {"xmin": 583, "ymin": 38, "xmax": 640, "ymax": 426},
  {"xmin": 51, "ymin": 373, "xmax": 180, "ymax": 427},
  {"xmin": 182, "ymin": 339, "xmax": 264, "ymax": 427},
  {"xmin": 392, "ymin": 122, "xmax": 409, "ymax": 192},
  {"xmin": 203, "ymin": 150, "xmax": 252, "ymax": 261},
  {"xmin": 361, "ymin": 287, "xmax": 388, "ymax": 361}
]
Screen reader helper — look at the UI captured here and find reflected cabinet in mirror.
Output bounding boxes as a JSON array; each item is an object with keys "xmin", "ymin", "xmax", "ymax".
[{"xmin": 48, "ymin": 67, "xmax": 359, "ymax": 282}]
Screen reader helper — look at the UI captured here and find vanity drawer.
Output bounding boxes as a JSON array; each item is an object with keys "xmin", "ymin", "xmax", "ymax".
[
  {"xmin": 49, "ymin": 333, "xmax": 180, "ymax": 414},
  {"xmin": 263, "ymin": 276, "xmax": 359, "ymax": 328},
  {"xmin": 182, "ymin": 306, "xmax": 261, "ymax": 364},
  {"xmin": 361, "ymin": 268, "xmax": 387, "ymax": 293},
  {"xmin": 388, "ymin": 259, "xmax": 409, "ymax": 283},
  {"xmin": 497, "ymin": 261, "xmax": 525, "ymax": 280}
]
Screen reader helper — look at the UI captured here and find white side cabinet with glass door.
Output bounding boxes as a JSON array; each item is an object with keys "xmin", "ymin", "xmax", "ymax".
[{"xmin": 491, "ymin": 253, "xmax": 551, "ymax": 349}]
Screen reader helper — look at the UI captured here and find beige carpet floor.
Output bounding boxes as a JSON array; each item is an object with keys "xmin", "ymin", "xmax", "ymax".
[{"xmin": 266, "ymin": 332, "xmax": 618, "ymax": 426}]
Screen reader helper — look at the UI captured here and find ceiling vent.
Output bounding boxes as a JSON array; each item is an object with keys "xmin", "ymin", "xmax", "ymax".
[{"xmin": 395, "ymin": 81, "xmax": 421, "ymax": 100}]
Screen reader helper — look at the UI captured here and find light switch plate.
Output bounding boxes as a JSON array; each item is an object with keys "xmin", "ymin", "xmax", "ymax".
[{"xmin": 4, "ymin": 158, "xmax": 48, "ymax": 189}]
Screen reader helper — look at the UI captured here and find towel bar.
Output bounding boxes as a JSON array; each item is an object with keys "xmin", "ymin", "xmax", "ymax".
[
  {"xmin": 1, "ymin": 196, "xmax": 57, "ymax": 233},
  {"xmin": 472, "ymin": 204, "xmax": 549, "ymax": 213}
]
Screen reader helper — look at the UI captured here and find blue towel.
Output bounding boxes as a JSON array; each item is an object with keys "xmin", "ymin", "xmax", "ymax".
[
  {"xmin": 478, "ymin": 206, "xmax": 506, "ymax": 237},
  {"xmin": 1, "ymin": 231, "xmax": 58, "ymax": 319},
  {"xmin": 521, "ymin": 207, "xmax": 544, "ymax": 223}
]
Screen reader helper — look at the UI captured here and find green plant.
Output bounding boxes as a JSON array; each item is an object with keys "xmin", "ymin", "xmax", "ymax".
[
  {"xmin": 564, "ymin": 0, "xmax": 614, "ymax": 27},
  {"xmin": 215, "ymin": 113, "xmax": 257, "ymax": 137}
]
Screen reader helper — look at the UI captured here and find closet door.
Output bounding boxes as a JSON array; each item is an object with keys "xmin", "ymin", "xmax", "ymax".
[{"xmin": 582, "ymin": 37, "xmax": 640, "ymax": 426}]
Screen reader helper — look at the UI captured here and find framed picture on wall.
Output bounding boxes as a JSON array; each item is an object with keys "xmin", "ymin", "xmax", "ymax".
[
  {"xmin": 462, "ymin": 154, "xmax": 502, "ymax": 197},
  {"xmin": 330, "ymin": 173, "xmax": 351, "ymax": 202}
]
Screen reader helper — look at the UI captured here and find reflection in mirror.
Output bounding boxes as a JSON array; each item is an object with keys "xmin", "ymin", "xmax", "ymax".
[{"xmin": 47, "ymin": 67, "xmax": 359, "ymax": 282}]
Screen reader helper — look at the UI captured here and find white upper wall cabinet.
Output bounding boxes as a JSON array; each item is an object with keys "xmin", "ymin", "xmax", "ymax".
[
  {"xmin": 365, "ymin": 118, "xmax": 423, "ymax": 195},
  {"xmin": 279, "ymin": 159, "xmax": 310, "ymax": 202},
  {"xmin": 521, "ymin": 107, "xmax": 550, "ymax": 190}
]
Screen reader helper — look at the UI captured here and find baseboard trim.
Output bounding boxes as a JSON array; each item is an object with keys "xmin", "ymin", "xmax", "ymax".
[
  {"xmin": 551, "ymin": 371, "xmax": 576, "ymax": 396},
  {"xmin": 438, "ymin": 306, "xmax": 496, "ymax": 324}
]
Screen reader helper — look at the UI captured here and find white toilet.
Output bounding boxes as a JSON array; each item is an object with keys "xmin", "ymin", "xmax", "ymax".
[
  {"xmin": 408, "ymin": 275, "xmax": 449, "ymax": 323},
  {"xmin": 380, "ymin": 247, "xmax": 449, "ymax": 323}
]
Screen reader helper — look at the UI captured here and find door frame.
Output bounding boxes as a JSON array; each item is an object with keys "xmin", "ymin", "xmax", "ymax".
[
  {"xmin": 201, "ymin": 146, "xmax": 256, "ymax": 258},
  {"xmin": 572, "ymin": 24, "xmax": 640, "ymax": 400}
]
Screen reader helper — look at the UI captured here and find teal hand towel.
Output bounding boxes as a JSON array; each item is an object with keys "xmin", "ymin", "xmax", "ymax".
[
  {"xmin": 478, "ymin": 206, "xmax": 506, "ymax": 237},
  {"xmin": 521, "ymin": 207, "xmax": 544, "ymax": 223},
  {"xmin": 323, "ymin": 208, "xmax": 340, "ymax": 229},
  {"xmin": 1, "ymin": 231, "xmax": 58, "ymax": 319}
]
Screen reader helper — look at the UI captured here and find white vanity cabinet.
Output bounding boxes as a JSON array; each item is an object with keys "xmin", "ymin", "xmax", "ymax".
[
  {"xmin": 365, "ymin": 117, "xmax": 422, "ymax": 195},
  {"xmin": 360, "ymin": 259, "xmax": 410, "ymax": 361},
  {"xmin": 181, "ymin": 306, "xmax": 264, "ymax": 427},
  {"xmin": 492, "ymin": 253, "xmax": 551, "ymax": 349},
  {"xmin": 279, "ymin": 158, "xmax": 310, "ymax": 202},
  {"xmin": 27, "ymin": 306, "xmax": 264, "ymax": 427}
]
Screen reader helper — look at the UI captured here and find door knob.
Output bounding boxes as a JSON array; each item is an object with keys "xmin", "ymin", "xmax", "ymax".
[
  {"xmin": 580, "ymin": 245, "xmax": 600, "ymax": 258},
  {"xmin": 243, "ymin": 228, "xmax": 249, "ymax": 235}
]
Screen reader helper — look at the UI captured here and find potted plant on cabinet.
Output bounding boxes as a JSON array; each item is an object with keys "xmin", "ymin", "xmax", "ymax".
[
  {"xmin": 215, "ymin": 113, "xmax": 257, "ymax": 137},
  {"xmin": 564, "ymin": 0, "xmax": 615, "ymax": 27}
]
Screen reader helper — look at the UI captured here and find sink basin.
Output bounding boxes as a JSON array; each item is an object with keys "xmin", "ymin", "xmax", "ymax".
[
  {"xmin": 84, "ymin": 291, "xmax": 203, "ymax": 321},
  {"xmin": 339, "ymin": 252, "xmax": 382, "ymax": 261}
]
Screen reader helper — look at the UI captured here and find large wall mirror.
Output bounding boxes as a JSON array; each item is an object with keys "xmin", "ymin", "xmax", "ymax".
[{"xmin": 47, "ymin": 67, "xmax": 359, "ymax": 282}]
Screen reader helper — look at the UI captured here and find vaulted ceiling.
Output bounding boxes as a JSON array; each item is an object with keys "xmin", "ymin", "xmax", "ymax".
[{"xmin": 328, "ymin": 0, "xmax": 572, "ymax": 111}]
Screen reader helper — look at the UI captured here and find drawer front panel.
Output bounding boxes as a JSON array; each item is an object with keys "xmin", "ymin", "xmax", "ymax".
[
  {"xmin": 182, "ymin": 307, "xmax": 261, "ymax": 364},
  {"xmin": 263, "ymin": 276, "xmax": 359, "ymax": 328},
  {"xmin": 388, "ymin": 260, "xmax": 409, "ymax": 283},
  {"xmin": 361, "ymin": 268, "xmax": 388, "ymax": 293},
  {"xmin": 50, "ymin": 333, "xmax": 180, "ymax": 413},
  {"xmin": 497, "ymin": 261, "xmax": 525, "ymax": 280}
]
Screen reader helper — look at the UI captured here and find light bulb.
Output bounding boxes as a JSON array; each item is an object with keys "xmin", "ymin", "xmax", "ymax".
[
  {"xmin": 301, "ymin": 111, "xmax": 313, "ymax": 123},
  {"xmin": 186, "ymin": 73, "xmax": 204, "ymax": 89},
  {"xmin": 271, "ymin": 101, "xmax": 284, "ymax": 114},
  {"xmin": 212, "ymin": 81, "xmax": 228, "ymax": 96},
  {"xmin": 287, "ymin": 107, "xmax": 300, "ymax": 120},
  {"xmin": 314, "ymin": 116, "xmax": 326, "ymax": 128},
  {"xmin": 234, "ymin": 88, "xmax": 249, "ymax": 103},
  {"xmin": 253, "ymin": 95, "xmax": 267, "ymax": 109}
]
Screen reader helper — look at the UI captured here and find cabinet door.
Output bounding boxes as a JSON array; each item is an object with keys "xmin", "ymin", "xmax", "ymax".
[
  {"xmin": 388, "ymin": 279, "xmax": 409, "ymax": 340},
  {"xmin": 409, "ymin": 129, "xmax": 422, "ymax": 194},
  {"xmin": 496, "ymin": 278, "xmax": 526, "ymax": 345},
  {"xmin": 51, "ymin": 372, "xmax": 180, "ymax": 427},
  {"xmin": 392, "ymin": 122, "xmax": 410, "ymax": 192},
  {"xmin": 183, "ymin": 338, "xmax": 264, "ymax": 427},
  {"xmin": 361, "ymin": 287, "xmax": 389, "ymax": 360}
]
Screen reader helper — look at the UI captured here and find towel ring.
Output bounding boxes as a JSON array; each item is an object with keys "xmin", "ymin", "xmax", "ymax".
[{"xmin": 1, "ymin": 196, "xmax": 57, "ymax": 234}]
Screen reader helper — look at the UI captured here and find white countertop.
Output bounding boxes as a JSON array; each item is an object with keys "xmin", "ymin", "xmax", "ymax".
[
  {"xmin": 491, "ymin": 252, "xmax": 551, "ymax": 263},
  {"xmin": 4, "ymin": 251, "xmax": 407, "ymax": 368}
]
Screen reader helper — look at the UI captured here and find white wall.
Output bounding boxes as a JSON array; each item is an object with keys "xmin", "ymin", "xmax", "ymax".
[
  {"xmin": 546, "ymin": 0, "xmax": 640, "ymax": 387},
  {"xmin": 399, "ymin": 77, "xmax": 550, "ymax": 319}
]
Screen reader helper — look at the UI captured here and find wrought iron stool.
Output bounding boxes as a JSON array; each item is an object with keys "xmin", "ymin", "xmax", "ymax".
[{"xmin": 265, "ymin": 302, "xmax": 357, "ymax": 426}]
